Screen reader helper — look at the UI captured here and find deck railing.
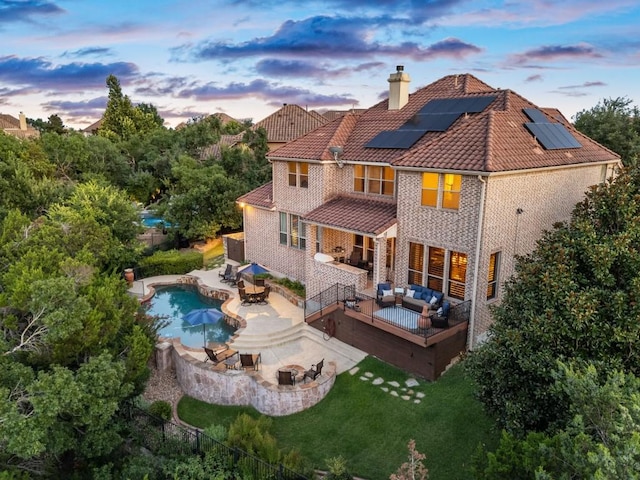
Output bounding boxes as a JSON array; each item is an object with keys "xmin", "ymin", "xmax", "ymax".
[{"xmin": 305, "ymin": 284, "xmax": 470, "ymax": 340}]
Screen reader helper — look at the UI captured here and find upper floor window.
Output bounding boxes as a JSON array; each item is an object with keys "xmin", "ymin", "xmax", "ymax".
[
  {"xmin": 354, "ymin": 165, "xmax": 395, "ymax": 196},
  {"xmin": 487, "ymin": 251, "xmax": 500, "ymax": 300},
  {"xmin": 288, "ymin": 162, "xmax": 309, "ymax": 188},
  {"xmin": 421, "ymin": 173, "xmax": 462, "ymax": 210}
]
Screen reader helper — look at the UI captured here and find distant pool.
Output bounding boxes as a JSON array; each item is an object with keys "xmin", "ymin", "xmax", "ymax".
[
  {"xmin": 141, "ymin": 214, "xmax": 172, "ymax": 229},
  {"xmin": 145, "ymin": 285, "xmax": 235, "ymax": 348}
]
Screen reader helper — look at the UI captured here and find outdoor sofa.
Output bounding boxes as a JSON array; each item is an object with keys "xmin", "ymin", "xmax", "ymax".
[{"xmin": 402, "ymin": 284, "xmax": 444, "ymax": 313}]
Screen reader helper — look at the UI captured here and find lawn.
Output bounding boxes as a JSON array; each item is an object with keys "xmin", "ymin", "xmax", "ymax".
[{"xmin": 177, "ymin": 357, "xmax": 499, "ymax": 480}]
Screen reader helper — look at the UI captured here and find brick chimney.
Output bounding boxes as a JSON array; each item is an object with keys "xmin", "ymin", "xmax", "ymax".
[
  {"xmin": 19, "ymin": 112, "xmax": 27, "ymax": 131},
  {"xmin": 387, "ymin": 65, "xmax": 411, "ymax": 110}
]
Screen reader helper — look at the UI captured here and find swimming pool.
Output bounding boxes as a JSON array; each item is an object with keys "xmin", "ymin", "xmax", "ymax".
[
  {"xmin": 140, "ymin": 214, "xmax": 172, "ymax": 229},
  {"xmin": 145, "ymin": 285, "xmax": 235, "ymax": 348}
]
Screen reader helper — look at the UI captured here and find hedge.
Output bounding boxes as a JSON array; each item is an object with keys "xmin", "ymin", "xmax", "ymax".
[{"xmin": 137, "ymin": 249, "xmax": 203, "ymax": 277}]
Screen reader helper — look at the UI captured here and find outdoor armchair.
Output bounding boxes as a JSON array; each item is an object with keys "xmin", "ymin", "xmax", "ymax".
[{"xmin": 303, "ymin": 359, "xmax": 324, "ymax": 382}]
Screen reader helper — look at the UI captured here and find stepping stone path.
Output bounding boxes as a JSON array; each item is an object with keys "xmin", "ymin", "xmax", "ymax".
[{"xmin": 349, "ymin": 369, "xmax": 426, "ymax": 404}]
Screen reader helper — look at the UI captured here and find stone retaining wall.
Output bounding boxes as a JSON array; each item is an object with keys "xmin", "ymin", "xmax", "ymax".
[{"xmin": 170, "ymin": 339, "xmax": 336, "ymax": 416}]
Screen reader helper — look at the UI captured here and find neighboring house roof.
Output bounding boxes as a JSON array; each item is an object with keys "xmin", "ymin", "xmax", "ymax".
[
  {"xmin": 210, "ymin": 112, "xmax": 239, "ymax": 125},
  {"xmin": 267, "ymin": 73, "xmax": 619, "ymax": 173},
  {"xmin": 302, "ymin": 196, "xmax": 397, "ymax": 235},
  {"xmin": 254, "ymin": 104, "xmax": 329, "ymax": 144},
  {"xmin": 200, "ymin": 133, "xmax": 244, "ymax": 160},
  {"xmin": 237, "ymin": 182, "xmax": 274, "ymax": 210},
  {"xmin": 83, "ymin": 118, "xmax": 103, "ymax": 134},
  {"xmin": 322, "ymin": 109, "xmax": 367, "ymax": 121},
  {"xmin": 0, "ymin": 113, "xmax": 39, "ymax": 138}
]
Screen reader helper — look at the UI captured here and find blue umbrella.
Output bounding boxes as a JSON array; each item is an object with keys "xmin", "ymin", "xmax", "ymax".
[
  {"xmin": 239, "ymin": 262, "xmax": 270, "ymax": 284},
  {"xmin": 183, "ymin": 308, "xmax": 224, "ymax": 347}
]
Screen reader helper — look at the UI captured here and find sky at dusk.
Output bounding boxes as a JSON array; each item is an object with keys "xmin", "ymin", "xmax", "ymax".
[{"xmin": 1, "ymin": 0, "xmax": 639, "ymax": 130}]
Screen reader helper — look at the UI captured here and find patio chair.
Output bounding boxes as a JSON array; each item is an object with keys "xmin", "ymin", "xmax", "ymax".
[
  {"xmin": 255, "ymin": 277, "xmax": 266, "ymax": 288},
  {"xmin": 204, "ymin": 346, "xmax": 237, "ymax": 365},
  {"xmin": 240, "ymin": 353, "xmax": 261, "ymax": 371},
  {"xmin": 303, "ymin": 359, "xmax": 324, "ymax": 383},
  {"xmin": 238, "ymin": 287, "xmax": 252, "ymax": 306},
  {"xmin": 347, "ymin": 250, "xmax": 362, "ymax": 268},
  {"xmin": 429, "ymin": 300, "xmax": 451, "ymax": 329},
  {"xmin": 236, "ymin": 279, "xmax": 245, "ymax": 289},
  {"xmin": 218, "ymin": 264, "xmax": 232, "ymax": 281},
  {"xmin": 223, "ymin": 266, "xmax": 238, "ymax": 283},
  {"xmin": 277, "ymin": 369, "xmax": 295, "ymax": 386},
  {"xmin": 256, "ymin": 285, "xmax": 271, "ymax": 304},
  {"xmin": 228, "ymin": 271, "xmax": 242, "ymax": 287},
  {"xmin": 376, "ymin": 282, "xmax": 395, "ymax": 307}
]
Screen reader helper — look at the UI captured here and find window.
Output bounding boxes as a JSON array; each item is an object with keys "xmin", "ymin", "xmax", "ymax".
[
  {"xmin": 448, "ymin": 251, "xmax": 467, "ymax": 300},
  {"xmin": 421, "ymin": 173, "xmax": 438, "ymax": 207},
  {"xmin": 289, "ymin": 214, "xmax": 306, "ymax": 249},
  {"xmin": 279, "ymin": 212, "xmax": 306, "ymax": 249},
  {"xmin": 354, "ymin": 165, "xmax": 395, "ymax": 196},
  {"xmin": 421, "ymin": 173, "xmax": 462, "ymax": 210},
  {"xmin": 408, "ymin": 242, "xmax": 424, "ymax": 285},
  {"xmin": 315, "ymin": 226, "xmax": 322, "ymax": 254},
  {"xmin": 288, "ymin": 162, "xmax": 308, "ymax": 188},
  {"xmin": 487, "ymin": 251, "xmax": 500, "ymax": 300},
  {"xmin": 442, "ymin": 174, "xmax": 461, "ymax": 210},
  {"xmin": 279, "ymin": 212, "xmax": 287, "ymax": 245},
  {"xmin": 427, "ymin": 247, "xmax": 444, "ymax": 292}
]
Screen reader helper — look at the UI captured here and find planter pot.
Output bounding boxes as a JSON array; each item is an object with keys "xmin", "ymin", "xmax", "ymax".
[{"xmin": 124, "ymin": 268, "xmax": 134, "ymax": 286}]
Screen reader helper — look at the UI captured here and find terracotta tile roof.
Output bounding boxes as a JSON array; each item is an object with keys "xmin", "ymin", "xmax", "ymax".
[
  {"xmin": 266, "ymin": 73, "xmax": 620, "ymax": 172},
  {"xmin": 0, "ymin": 113, "xmax": 39, "ymax": 138},
  {"xmin": 210, "ymin": 112, "xmax": 238, "ymax": 124},
  {"xmin": 82, "ymin": 118, "xmax": 103, "ymax": 133},
  {"xmin": 200, "ymin": 133, "xmax": 244, "ymax": 160},
  {"xmin": 302, "ymin": 196, "xmax": 397, "ymax": 235},
  {"xmin": 237, "ymin": 182, "xmax": 274, "ymax": 210},
  {"xmin": 254, "ymin": 104, "xmax": 329, "ymax": 143},
  {"xmin": 268, "ymin": 113, "xmax": 361, "ymax": 162},
  {"xmin": 0, "ymin": 114, "xmax": 20, "ymax": 129},
  {"xmin": 322, "ymin": 109, "xmax": 367, "ymax": 121}
]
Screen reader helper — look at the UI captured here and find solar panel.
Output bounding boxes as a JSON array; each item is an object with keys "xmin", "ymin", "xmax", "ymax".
[
  {"xmin": 419, "ymin": 96, "xmax": 496, "ymax": 114},
  {"xmin": 365, "ymin": 129, "xmax": 426, "ymax": 149},
  {"xmin": 523, "ymin": 108, "xmax": 549, "ymax": 123},
  {"xmin": 399, "ymin": 112, "xmax": 461, "ymax": 132},
  {"xmin": 525, "ymin": 123, "xmax": 581, "ymax": 150}
]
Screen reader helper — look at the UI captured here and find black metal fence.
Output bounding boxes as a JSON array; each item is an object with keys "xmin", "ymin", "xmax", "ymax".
[{"xmin": 125, "ymin": 402, "xmax": 309, "ymax": 480}]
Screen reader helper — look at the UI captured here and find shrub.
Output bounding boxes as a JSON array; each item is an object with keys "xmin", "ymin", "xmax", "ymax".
[
  {"xmin": 325, "ymin": 456, "xmax": 353, "ymax": 480},
  {"xmin": 148, "ymin": 400, "xmax": 173, "ymax": 422},
  {"xmin": 273, "ymin": 277, "xmax": 305, "ymax": 297},
  {"xmin": 138, "ymin": 249, "xmax": 203, "ymax": 276}
]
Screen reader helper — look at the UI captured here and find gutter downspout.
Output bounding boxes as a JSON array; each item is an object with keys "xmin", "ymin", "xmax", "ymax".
[{"xmin": 469, "ymin": 175, "xmax": 487, "ymax": 350}]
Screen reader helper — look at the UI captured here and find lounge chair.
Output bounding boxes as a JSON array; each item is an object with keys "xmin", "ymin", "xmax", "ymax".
[
  {"xmin": 277, "ymin": 369, "xmax": 295, "ymax": 386},
  {"xmin": 204, "ymin": 346, "xmax": 237, "ymax": 365},
  {"xmin": 218, "ymin": 264, "xmax": 232, "ymax": 281},
  {"xmin": 239, "ymin": 353, "xmax": 261, "ymax": 371},
  {"xmin": 303, "ymin": 359, "xmax": 324, "ymax": 382},
  {"xmin": 223, "ymin": 266, "xmax": 238, "ymax": 283},
  {"xmin": 228, "ymin": 271, "xmax": 242, "ymax": 287}
]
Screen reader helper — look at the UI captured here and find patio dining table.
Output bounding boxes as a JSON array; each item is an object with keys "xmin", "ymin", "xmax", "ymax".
[{"xmin": 247, "ymin": 286, "xmax": 265, "ymax": 303}]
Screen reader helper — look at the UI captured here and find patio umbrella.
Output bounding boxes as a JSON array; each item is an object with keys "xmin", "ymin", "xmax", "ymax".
[
  {"xmin": 183, "ymin": 308, "xmax": 224, "ymax": 347},
  {"xmin": 239, "ymin": 262, "xmax": 270, "ymax": 284}
]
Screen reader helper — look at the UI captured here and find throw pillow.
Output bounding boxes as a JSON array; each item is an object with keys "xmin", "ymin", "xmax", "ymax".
[
  {"xmin": 437, "ymin": 306, "xmax": 444, "ymax": 316},
  {"xmin": 406, "ymin": 289, "xmax": 416, "ymax": 298},
  {"xmin": 430, "ymin": 295, "xmax": 438, "ymax": 305},
  {"xmin": 382, "ymin": 289, "xmax": 393, "ymax": 297}
]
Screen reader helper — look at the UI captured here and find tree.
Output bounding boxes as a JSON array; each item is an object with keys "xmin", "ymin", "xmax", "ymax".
[
  {"xmin": 574, "ymin": 97, "xmax": 640, "ymax": 167},
  {"xmin": 466, "ymin": 166, "xmax": 640, "ymax": 433},
  {"xmin": 390, "ymin": 440, "xmax": 428, "ymax": 480},
  {"xmin": 27, "ymin": 114, "xmax": 65, "ymax": 135},
  {"xmin": 99, "ymin": 75, "xmax": 164, "ymax": 141},
  {"xmin": 473, "ymin": 362, "xmax": 640, "ymax": 479}
]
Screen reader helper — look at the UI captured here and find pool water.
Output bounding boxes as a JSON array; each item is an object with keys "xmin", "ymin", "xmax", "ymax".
[
  {"xmin": 141, "ymin": 215, "xmax": 172, "ymax": 228},
  {"xmin": 145, "ymin": 285, "xmax": 235, "ymax": 348}
]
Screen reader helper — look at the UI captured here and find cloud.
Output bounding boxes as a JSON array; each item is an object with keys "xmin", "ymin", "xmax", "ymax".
[
  {"xmin": 525, "ymin": 74, "xmax": 543, "ymax": 82},
  {"xmin": 175, "ymin": 15, "xmax": 481, "ymax": 62},
  {"xmin": 0, "ymin": 55, "xmax": 139, "ymax": 91},
  {"xmin": 510, "ymin": 44, "xmax": 602, "ymax": 65},
  {"xmin": 61, "ymin": 47, "xmax": 113, "ymax": 58},
  {"xmin": 255, "ymin": 58, "xmax": 385, "ymax": 79},
  {"xmin": 176, "ymin": 78, "xmax": 358, "ymax": 108},
  {"xmin": 0, "ymin": 0, "xmax": 64, "ymax": 24},
  {"xmin": 43, "ymin": 96, "xmax": 107, "ymax": 116},
  {"xmin": 558, "ymin": 81, "xmax": 607, "ymax": 89}
]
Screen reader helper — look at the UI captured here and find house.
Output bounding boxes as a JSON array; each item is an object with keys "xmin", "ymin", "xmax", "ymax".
[
  {"xmin": 236, "ymin": 67, "xmax": 620, "ymax": 379},
  {"xmin": 0, "ymin": 112, "xmax": 39, "ymax": 139},
  {"xmin": 253, "ymin": 104, "xmax": 328, "ymax": 151},
  {"xmin": 82, "ymin": 118, "xmax": 103, "ymax": 136},
  {"xmin": 322, "ymin": 109, "xmax": 367, "ymax": 122}
]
